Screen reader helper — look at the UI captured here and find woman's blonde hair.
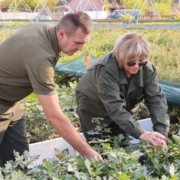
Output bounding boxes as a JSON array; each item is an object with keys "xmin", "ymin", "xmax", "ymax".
[{"xmin": 113, "ymin": 32, "xmax": 150, "ymax": 67}]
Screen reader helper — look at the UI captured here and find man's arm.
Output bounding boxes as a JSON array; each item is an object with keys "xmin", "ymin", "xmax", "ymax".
[{"xmin": 36, "ymin": 94, "xmax": 103, "ymax": 161}]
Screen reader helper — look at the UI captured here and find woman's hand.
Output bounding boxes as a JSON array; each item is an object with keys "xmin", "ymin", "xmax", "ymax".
[{"xmin": 139, "ymin": 131, "xmax": 168, "ymax": 152}]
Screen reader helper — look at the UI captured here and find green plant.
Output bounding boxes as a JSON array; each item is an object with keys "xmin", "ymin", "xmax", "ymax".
[
  {"xmin": 23, "ymin": 100, "xmax": 59, "ymax": 143},
  {"xmin": 137, "ymin": 131, "xmax": 180, "ymax": 179},
  {"xmin": 1, "ymin": 131, "xmax": 179, "ymax": 179},
  {"xmin": 86, "ymin": 117, "xmax": 131, "ymax": 154}
]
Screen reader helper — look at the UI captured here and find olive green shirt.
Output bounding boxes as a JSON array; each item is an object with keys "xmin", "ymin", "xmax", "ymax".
[
  {"xmin": 0, "ymin": 23, "xmax": 60, "ymax": 119},
  {"xmin": 76, "ymin": 52, "xmax": 168, "ymax": 138}
]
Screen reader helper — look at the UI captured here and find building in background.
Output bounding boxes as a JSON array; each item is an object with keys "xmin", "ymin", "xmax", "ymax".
[{"xmin": 55, "ymin": 0, "xmax": 105, "ymax": 18}]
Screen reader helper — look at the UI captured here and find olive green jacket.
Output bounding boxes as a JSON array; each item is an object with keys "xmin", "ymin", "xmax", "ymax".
[{"xmin": 76, "ymin": 52, "xmax": 168, "ymax": 138}]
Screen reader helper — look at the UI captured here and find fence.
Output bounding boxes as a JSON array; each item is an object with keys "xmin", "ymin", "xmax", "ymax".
[
  {"xmin": 0, "ymin": 12, "xmax": 38, "ymax": 20},
  {"xmin": 0, "ymin": 11, "xmax": 109, "ymax": 20}
]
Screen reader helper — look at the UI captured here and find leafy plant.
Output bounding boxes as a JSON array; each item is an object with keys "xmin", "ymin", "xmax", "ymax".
[
  {"xmin": 1, "ymin": 131, "xmax": 179, "ymax": 179},
  {"xmin": 23, "ymin": 99, "xmax": 59, "ymax": 143},
  {"xmin": 137, "ymin": 132, "xmax": 180, "ymax": 179}
]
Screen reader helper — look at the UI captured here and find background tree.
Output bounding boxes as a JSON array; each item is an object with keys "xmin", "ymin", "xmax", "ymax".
[
  {"xmin": 113, "ymin": 0, "xmax": 172, "ymax": 16},
  {"xmin": 102, "ymin": 0, "xmax": 112, "ymax": 11},
  {"xmin": 120, "ymin": 0, "xmax": 146, "ymax": 15},
  {"xmin": 2, "ymin": 0, "xmax": 37, "ymax": 11},
  {"xmin": 2, "ymin": 0, "xmax": 59, "ymax": 11},
  {"xmin": 46, "ymin": 0, "xmax": 59, "ymax": 11},
  {"xmin": 102, "ymin": 0, "xmax": 123, "ymax": 11},
  {"xmin": 156, "ymin": 0, "xmax": 172, "ymax": 15}
]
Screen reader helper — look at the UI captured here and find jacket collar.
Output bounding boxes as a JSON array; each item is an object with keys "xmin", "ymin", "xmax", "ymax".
[
  {"xmin": 101, "ymin": 52, "xmax": 145, "ymax": 93},
  {"xmin": 127, "ymin": 70, "xmax": 144, "ymax": 95},
  {"xmin": 119, "ymin": 63, "xmax": 144, "ymax": 87}
]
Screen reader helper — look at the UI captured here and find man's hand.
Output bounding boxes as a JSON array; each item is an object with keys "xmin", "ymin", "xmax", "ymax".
[
  {"xmin": 139, "ymin": 131, "xmax": 168, "ymax": 152},
  {"xmin": 83, "ymin": 146, "xmax": 104, "ymax": 162}
]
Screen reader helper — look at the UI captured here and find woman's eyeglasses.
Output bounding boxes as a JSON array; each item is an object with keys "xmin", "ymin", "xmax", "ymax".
[{"xmin": 126, "ymin": 61, "xmax": 148, "ymax": 67}]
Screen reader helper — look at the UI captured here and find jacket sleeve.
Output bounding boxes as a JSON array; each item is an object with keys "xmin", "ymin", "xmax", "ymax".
[
  {"xmin": 144, "ymin": 65, "xmax": 169, "ymax": 137},
  {"xmin": 97, "ymin": 68, "xmax": 145, "ymax": 139}
]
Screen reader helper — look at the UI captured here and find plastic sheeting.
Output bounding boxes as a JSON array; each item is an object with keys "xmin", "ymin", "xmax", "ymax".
[
  {"xmin": 158, "ymin": 79, "xmax": 180, "ymax": 106},
  {"xmin": 55, "ymin": 52, "xmax": 98, "ymax": 77}
]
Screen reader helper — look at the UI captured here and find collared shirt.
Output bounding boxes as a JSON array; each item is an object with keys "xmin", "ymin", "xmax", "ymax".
[{"xmin": 0, "ymin": 23, "xmax": 60, "ymax": 117}]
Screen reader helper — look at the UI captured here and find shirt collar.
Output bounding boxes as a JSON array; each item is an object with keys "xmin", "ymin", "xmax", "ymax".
[{"xmin": 48, "ymin": 26, "xmax": 60, "ymax": 59}]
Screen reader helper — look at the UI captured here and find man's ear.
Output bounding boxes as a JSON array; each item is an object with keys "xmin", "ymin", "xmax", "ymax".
[{"xmin": 57, "ymin": 30, "xmax": 66, "ymax": 39}]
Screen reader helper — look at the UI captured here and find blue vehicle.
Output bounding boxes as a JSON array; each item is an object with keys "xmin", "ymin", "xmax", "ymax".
[{"xmin": 107, "ymin": 9, "xmax": 141, "ymax": 20}]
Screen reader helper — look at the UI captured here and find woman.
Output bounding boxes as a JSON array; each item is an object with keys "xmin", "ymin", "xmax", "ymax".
[{"xmin": 76, "ymin": 32, "xmax": 169, "ymax": 151}]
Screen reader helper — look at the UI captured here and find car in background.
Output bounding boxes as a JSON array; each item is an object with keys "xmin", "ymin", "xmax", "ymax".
[
  {"xmin": 30, "ymin": 15, "xmax": 52, "ymax": 22},
  {"xmin": 107, "ymin": 9, "xmax": 141, "ymax": 20}
]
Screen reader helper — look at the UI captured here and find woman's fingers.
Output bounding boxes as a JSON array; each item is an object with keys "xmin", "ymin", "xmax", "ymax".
[
  {"xmin": 153, "ymin": 132, "xmax": 167, "ymax": 141},
  {"xmin": 153, "ymin": 135, "xmax": 164, "ymax": 146},
  {"xmin": 161, "ymin": 141, "xmax": 168, "ymax": 153},
  {"xmin": 153, "ymin": 142, "xmax": 168, "ymax": 153},
  {"xmin": 152, "ymin": 133, "xmax": 168, "ymax": 152},
  {"xmin": 139, "ymin": 131, "xmax": 168, "ymax": 151}
]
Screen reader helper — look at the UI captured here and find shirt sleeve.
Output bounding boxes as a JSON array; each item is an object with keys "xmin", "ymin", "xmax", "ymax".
[
  {"xmin": 144, "ymin": 65, "xmax": 168, "ymax": 137},
  {"xmin": 96, "ymin": 67, "xmax": 145, "ymax": 139},
  {"xmin": 25, "ymin": 58, "xmax": 57, "ymax": 95}
]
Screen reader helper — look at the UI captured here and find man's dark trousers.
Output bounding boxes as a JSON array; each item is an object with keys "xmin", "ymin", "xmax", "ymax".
[{"xmin": 0, "ymin": 116, "xmax": 29, "ymax": 167}]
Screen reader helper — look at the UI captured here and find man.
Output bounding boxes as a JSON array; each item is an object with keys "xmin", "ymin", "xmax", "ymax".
[{"xmin": 0, "ymin": 11, "xmax": 103, "ymax": 167}]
